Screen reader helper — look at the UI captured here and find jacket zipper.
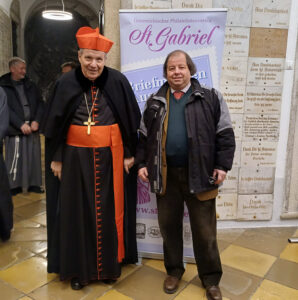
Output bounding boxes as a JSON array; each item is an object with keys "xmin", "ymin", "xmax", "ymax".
[{"xmin": 151, "ymin": 96, "xmax": 167, "ymax": 193}]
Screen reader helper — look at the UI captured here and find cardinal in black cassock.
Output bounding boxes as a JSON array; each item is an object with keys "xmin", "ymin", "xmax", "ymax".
[{"xmin": 41, "ymin": 27, "xmax": 141, "ymax": 290}]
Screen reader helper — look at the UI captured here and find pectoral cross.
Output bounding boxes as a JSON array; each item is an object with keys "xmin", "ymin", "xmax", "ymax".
[{"xmin": 83, "ymin": 117, "xmax": 95, "ymax": 135}]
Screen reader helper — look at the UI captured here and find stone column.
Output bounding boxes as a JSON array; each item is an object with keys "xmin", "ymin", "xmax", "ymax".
[
  {"xmin": 0, "ymin": 8, "xmax": 12, "ymax": 75},
  {"xmin": 283, "ymin": 38, "xmax": 298, "ymax": 219},
  {"xmin": 104, "ymin": 0, "xmax": 121, "ymax": 70}
]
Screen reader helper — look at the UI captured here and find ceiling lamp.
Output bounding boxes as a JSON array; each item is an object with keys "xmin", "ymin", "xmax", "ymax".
[{"xmin": 42, "ymin": 0, "xmax": 73, "ymax": 21}]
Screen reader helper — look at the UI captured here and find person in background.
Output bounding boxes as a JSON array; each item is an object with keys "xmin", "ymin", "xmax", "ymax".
[
  {"xmin": 136, "ymin": 50, "xmax": 235, "ymax": 300},
  {"xmin": 0, "ymin": 57, "xmax": 44, "ymax": 196},
  {"xmin": 42, "ymin": 27, "xmax": 141, "ymax": 290},
  {"xmin": 60, "ymin": 61, "xmax": 76, "ymax": 74},
  {"xmin": 0, "ymin": 87, "xmax": 13, "ymax": 241}
]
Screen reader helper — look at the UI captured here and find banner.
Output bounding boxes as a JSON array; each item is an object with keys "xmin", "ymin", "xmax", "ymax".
[{"xmin": 119, "ymin": 9, "xmax": 227, "ymax": 258}]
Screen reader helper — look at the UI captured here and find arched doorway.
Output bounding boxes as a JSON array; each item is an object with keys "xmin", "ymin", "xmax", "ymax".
[{"xmin": 24, "ymin": 1, "xmax": 98, "ymax": 99}]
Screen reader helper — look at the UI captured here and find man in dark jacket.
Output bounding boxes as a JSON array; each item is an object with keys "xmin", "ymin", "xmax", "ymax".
[
  {"xmin": 136, "ymin": 50, "xmax": 235, "ymax": 300},
  {"xmin": 0, "ymin": 57, "xmax": 44, "ymax": 195}
]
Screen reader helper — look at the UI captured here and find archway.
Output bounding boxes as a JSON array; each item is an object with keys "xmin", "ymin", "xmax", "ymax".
[{"xmin": 24, "ymin": 1, "xmax": 98, "ymax": 99}]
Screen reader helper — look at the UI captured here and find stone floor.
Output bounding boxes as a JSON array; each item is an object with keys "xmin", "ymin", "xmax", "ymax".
[{"xmin": 0, "ymin": 191, "xmax": 298, "ymax": 300}]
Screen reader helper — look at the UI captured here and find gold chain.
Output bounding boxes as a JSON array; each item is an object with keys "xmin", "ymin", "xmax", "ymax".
[{"xmin": 84, "ymin": 88, "xmax": 99, "ymax": 120}]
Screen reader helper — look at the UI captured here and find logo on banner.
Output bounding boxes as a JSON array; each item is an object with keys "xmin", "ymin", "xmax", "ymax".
[
  {"xmin": 129, "ymin": 25, "xmax": 220, "ymax": 52},
  {"xmin": 136, "ymin": 223, "xmax": 146, "ymax": 239},
  {"xmin": 147, "ymin": 226, "xmax": 161, "ymax": 238}
]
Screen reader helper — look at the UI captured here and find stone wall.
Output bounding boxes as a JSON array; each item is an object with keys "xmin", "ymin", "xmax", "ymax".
[
  {"xmin": 215, "ymin": 0, "xmax": 290, "ymax": 221},
  {"xmin": 286, "ymin": 37, "xmax": 298, "ymax": 217},
  {"xmin": 0, "ymin": 8, "xmax": 12, "ymax": 75}
]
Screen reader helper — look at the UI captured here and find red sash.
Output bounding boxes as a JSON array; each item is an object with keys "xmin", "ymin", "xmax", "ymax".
[{"xmin": 67, "ymin": 124, "xmax": 125, "ymax": 262}]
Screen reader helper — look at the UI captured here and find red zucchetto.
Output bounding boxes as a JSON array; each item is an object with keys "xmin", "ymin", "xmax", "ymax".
[{"xmin": 76, "ymin": 27, "xmax": 114, "ymax": 53}]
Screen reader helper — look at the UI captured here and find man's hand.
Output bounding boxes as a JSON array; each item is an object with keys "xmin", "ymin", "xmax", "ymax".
[
  {"xmin": 124, "ymin": 157, "xmax": 135, "ymax": 174},
  {"xmin": 30, "ymin": 121, "xmax": 39, "ymax": 132},
  {"xmin": 51, "ymin": 161, "xmax": 62, "ymax": 180},
  {"xmin": 138, "ymin": 167, "xmax": 149, "ymax": 182},
  {"xmin": 20, "ymin": 123, "xmax": 32, "ymax": 135},
  {"xmin": 213, "ymin": 169, "xmax": 227, "ymax": 185}
]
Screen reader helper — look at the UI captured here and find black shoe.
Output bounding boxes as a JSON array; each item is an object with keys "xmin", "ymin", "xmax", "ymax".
[
  {"xmin": 1, "ymin": 232, "xmax": 11, "ymax": 242},
  {"xmin": 102, "ymin": 279, "xmax": 117, "ymax": 284},
  {"xmin": 71, "ymin": 278, "xmax": 83, "ymax": 290},
  {"xmin": 10, "ymin": 187, "xmax": 22, "ymax": 196},
  {"xmin": 28, "ymin": 186, "xmax": 44, "ymax": 193}
]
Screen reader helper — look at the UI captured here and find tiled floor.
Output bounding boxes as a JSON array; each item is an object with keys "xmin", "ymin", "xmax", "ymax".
[{"xmin": 0, "ymin": 192, "xmax": 298, "ymax": 300}]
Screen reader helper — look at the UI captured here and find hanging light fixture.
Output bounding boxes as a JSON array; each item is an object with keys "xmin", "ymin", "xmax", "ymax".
[
  {"xmin": 99, "ymin": 0, "xmax": 104, "ymax": 34},
  {"xmin": 42, "ymin": 0, "xmax": 73, "ymax": 21}
]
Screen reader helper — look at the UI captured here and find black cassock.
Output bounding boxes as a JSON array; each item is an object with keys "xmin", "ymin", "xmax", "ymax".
[
  {"xmin": 42, "ymin": 67, "xmax": 141, "ymax": 283},
  {"xmin": 0, "ymin": 87, "xmax": 13, "ymax": 241}
]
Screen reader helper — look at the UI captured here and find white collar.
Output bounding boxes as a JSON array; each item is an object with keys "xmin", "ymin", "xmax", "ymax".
[{"xmin": 170, "ymin": 82, "xmax": 191, "ymax": 94}]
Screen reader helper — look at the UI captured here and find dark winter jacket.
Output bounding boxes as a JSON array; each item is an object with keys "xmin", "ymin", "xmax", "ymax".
[
  {"xmin": 0, "ymin": 87, "xmax": 9, "ymax": 149},
  {"xmin": 0, "ymin": 73, "xmax": 44, "ymax": 136},
  {"xmin": 136, "ymin": 78, "xmax": 236, "ymax": 195}
]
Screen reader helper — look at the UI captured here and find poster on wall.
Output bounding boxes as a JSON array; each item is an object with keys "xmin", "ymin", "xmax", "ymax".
[{"xmin": 119, "ymin": 9, "xmax": 227, "ymax": 258}]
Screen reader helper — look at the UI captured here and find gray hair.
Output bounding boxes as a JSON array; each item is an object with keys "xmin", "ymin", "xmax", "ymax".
[
  {"xmin": 9, "ymin": 57, "xmax": 26, "ymax": 68},
  {"xmin": 60, "ymin": 61, "xmax": 76, "ymax": 69}
]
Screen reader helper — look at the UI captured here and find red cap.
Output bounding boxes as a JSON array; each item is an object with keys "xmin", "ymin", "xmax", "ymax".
[{"xmin": 76, "ymin": 27, "xmax": 113, "ymax": 53}]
